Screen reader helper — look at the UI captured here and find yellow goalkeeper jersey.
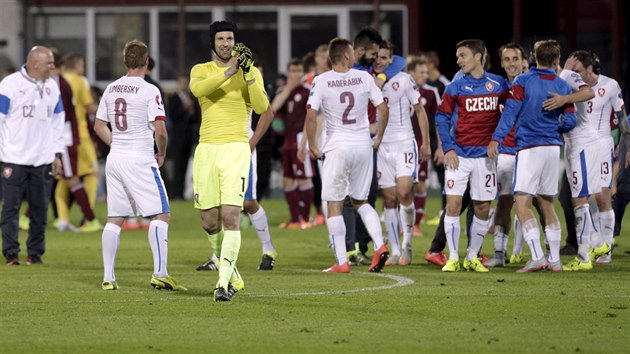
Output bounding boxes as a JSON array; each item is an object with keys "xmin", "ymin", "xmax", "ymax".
[{"xmin": 190, "ymin": 61, "xmax": 269, "ymax": 144}]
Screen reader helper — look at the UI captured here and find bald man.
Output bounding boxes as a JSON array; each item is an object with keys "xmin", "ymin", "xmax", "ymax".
[{"xmin": 0, "ymin": 46, "xmax": 65, "ymax": 265}]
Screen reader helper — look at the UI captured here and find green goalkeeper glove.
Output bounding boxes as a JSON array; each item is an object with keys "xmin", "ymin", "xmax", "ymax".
[
  {"xmin": 242, "ymin": 60, "xmax": 255, "ymax": 81},
  {"xmin": 231, "ymin": 43, "xmax": 255, "ymax": 80}
]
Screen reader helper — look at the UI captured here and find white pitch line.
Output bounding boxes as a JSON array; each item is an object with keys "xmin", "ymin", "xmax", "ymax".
[
  {"xmin": 244, "ymin": 273, "xmax": 415, "ymax": 297},
  {"xmin": 0, "ymin": 273, "xmax": 415, "ymax": 304}
]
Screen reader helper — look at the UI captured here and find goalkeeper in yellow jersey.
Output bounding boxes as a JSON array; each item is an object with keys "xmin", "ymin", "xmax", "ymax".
[{"xmin": 190, "ymin": 20, "xmax": 270, "ymax": 302}]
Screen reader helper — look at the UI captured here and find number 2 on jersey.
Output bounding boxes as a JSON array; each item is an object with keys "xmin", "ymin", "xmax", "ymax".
[
  {"xmin": 114, "ymin": 98, "xmax": 128, "ymax": 131},
  {"xmin": 340, "ymin": 91, "xmax": 356, "ymax": 125}
]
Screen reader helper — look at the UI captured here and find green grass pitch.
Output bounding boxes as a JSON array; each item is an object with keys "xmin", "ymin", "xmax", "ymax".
[{"xmin": 1, "ymin": 197, "xmax": 629, "ymax": 353}]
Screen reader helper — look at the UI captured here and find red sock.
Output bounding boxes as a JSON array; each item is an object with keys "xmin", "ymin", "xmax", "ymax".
[
  {"xmin": 299, "ymin": 184, "xmax": 314, "ymax": 222},
  {"xmin": 70, "ymin": 184, "xmax": 95, "ymax": 221},
  {"xmin": 284, "ymin": 187, "xmax": 301, "ymax": 222},
  {"xmin": 414, "ymin": 192, "xmax": 426, "ymax": 226}
]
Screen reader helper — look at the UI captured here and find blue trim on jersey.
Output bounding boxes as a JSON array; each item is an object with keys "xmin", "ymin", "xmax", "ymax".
[
  {"xmin": 245, "ymin": 159, "xmax": 254, "ymax": 201},
  {"xmin": 0, "ymin": 94, "xmax": 10, "ymax": 115},
  {"xmin": 54, "ymin": 95, "xmax": 64, "ymax": 114},
  {"xmin": 151, "ymin": 166, "xmax": 170, "ymax": 213},
  {"xmin": 578, "ymin": 150, "xmax": 589, "ymax": 198},
  {"xmin": 154, "ymin": 230, "xmax": 162, "ymax": 273}
]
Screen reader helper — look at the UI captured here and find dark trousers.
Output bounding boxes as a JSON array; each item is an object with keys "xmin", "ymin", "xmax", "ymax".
[
  {"xmin": 169, "ymin": 122, "xmax": 197, "ymax": 200},
  {"xmin": 1, "ymin": 163, "xmax": 54, "ymax": 259},
  {"xmin": 256, "ymin": 148, "xmax": 274, "ymax": 201},
  {"xmin": 558, "ymin": 172, "xmax": 577, "ymax": 247},
  {"xmin": 430, "ymin": 139, "xmax": 446, "ymax": 209},
  {"xmin": 345, "ymin": 150, "xmax": 378, "ymax": 254},
  {"xmin": 613, "ymin": 136, "xmax": 630, "ymax": 237},
  {"xmin": 312, "ymin": 159, "xmax": 323, "ymax": 212},
  {"xmin": 612, "ymin": 191, "xmax": 629, "ymax": 236}
]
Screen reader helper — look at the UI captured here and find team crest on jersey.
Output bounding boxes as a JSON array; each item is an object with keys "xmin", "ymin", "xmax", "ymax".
[
  {"xmin": 447, "ymin": 179, "xmax": 454, "ymax": 189},
  {"xmin": 294, "ymin": 93, "xmax": 303, "ymax": 102},
  {"xmin": 45, "ymin": 87, "xmax": 51, "ymax": 96},
  {"xmin": 155, "ymin": 95, "xmax": 163, "ymax": 106},
  {"xmin": 598, "ymin": 88, "xmax": 605, "ymax": 97},
  {"xmin": 485, "ymin": 81, "xmax": 494, "ymax": 92},
  {"xmin": 392, "ymin": 82, "xmax": 400, "ymax": 91},
  {"xmin": 194, "ymin": 193, "xmax": 199, "ymax": 203},
  {"xmin": 2, "ymin": 167, "xmax": 12, "ymax": 179}
]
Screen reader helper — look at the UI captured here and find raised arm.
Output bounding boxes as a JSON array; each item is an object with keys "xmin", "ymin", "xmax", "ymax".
[
  {"xmin": 189, "ymin": 58, "xmax": 239, "ymax": 98},
  {"xmin": 247, "ymin": 67, "xmax": 270, "ymax": 114},
  {"xmin": 542, "ymin": 82, "xmax": 594, "ymax": 111}
]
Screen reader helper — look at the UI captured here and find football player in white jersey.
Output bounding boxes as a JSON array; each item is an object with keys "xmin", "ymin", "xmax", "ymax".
[
  {"xmin": 542, "ymin": 56, "xmax": 598, "ymax": 271},
  {"xmin": 373, "ymin": 41, "xmax": 430, "ymax": 266},
  {"xmin": 94, "ymin": 40, "xmax": 186, "ymax": 291},
  {"xmin": 305, "ymin": 37, "xmax": 390, "ymax": 273},
  {"xmin": 565, "ymin": 50, "xmax": 627, "ymax": 264}
]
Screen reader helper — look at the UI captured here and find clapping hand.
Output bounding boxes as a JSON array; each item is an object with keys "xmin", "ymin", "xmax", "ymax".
[{"xmin": 232, "ymin": 43, "xmax": 255, "ymax": 81}]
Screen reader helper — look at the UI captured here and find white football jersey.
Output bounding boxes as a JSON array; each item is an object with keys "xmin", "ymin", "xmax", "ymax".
[
  {"xmin": 560, "ymin": 69, "xmax": 597, "ymax": 146},
  {"xmin": 0, "ymin": 66, "xmax": 65, "ymax": 166},
  {"xmin": 380, "ymin": 71, "xmax": 421, "ymax": 144},
  {"xmin": 587, "ymin": 74, "xmax": 624, "ymax": 138},
  {"xmin": 96, "ymin": 76, "xmax": 165, "ymax": 157},
  {"xmin": 307, "ymin": 69, "xmax": 384, "ymax": 153}
]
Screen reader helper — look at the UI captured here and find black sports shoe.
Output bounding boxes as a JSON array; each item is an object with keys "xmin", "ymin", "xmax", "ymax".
[
  {"xmin": 348, "ymin": 254, "xmax": 358, "ymax": 266},
  {"xmin": 227, "ymin": 283, "xmax": 238, "ymax": 298},
  {"xmin": 559, "ymin": 244, "xmax": 578, "ymax": 256},
  {"xmin": 196, "ymin": 259, "xmax": 219, "ymax": 271},
  {"xmin": 214, "ymin": 286, "xmax": 231, "ymax": 302},
  {"xmin": 26, "ymin": 255, "xmax": 42, "ymax": 265},
  {"xmin": 258, "ymin": 253, "xmax": 276, "ymax": 271},
  {"xmin": 6, "ymin": 254, "xmax": 20, "ymax": 265}
]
